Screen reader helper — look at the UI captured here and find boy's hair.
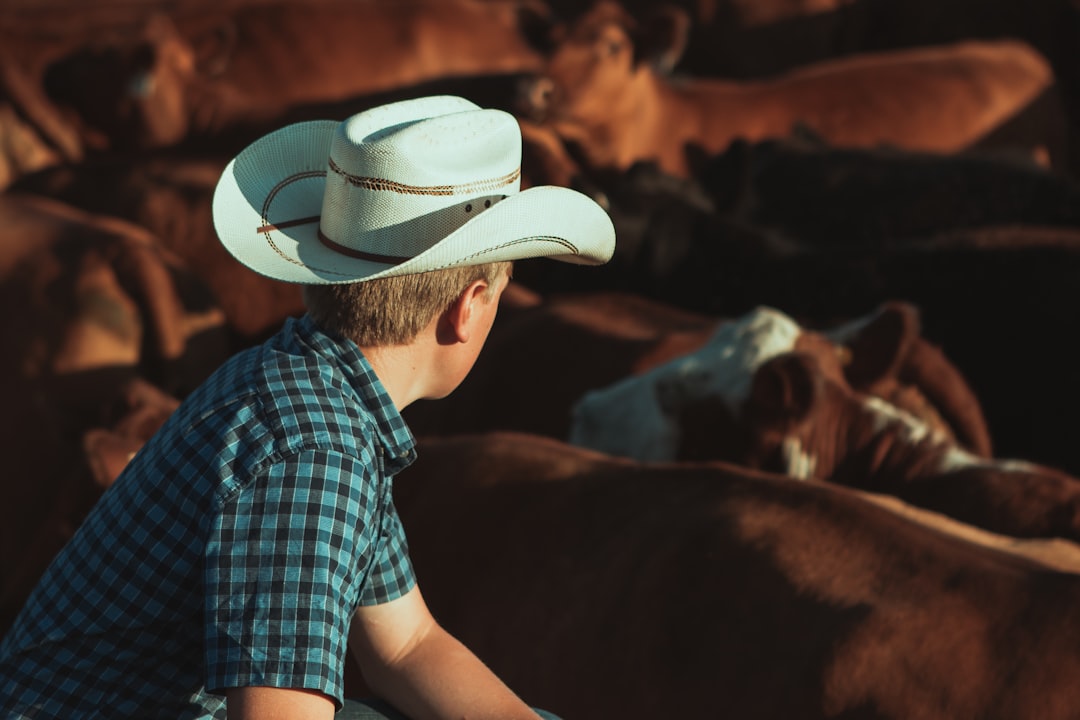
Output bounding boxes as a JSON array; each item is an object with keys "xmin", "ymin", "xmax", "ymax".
[{"xmin": 303, "ymin": 261, "xmax": 512, "ymax": 346}]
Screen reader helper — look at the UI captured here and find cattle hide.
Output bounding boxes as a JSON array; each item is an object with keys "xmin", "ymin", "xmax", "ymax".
[
  {"xmin": 389, "ymin": 432, "xmax": 1080, "ymax": 720},
  {"xmin": 521, "ymin": 1, "xmax": 1060, "ymax": 177},
  {"xmin": 0, "ymin": 0, "xmax": 546, "ymax": 161},
  {"xmin": 0, "ymin": 194, "xmax": 227, "ymax": 611},
  {"xmin": 567, "ymin": 303, "xmax": 1080, "ymax": 542},
  {"xmin": 11, "ymin": 153, "xmax": 305, "ymax": 343}
]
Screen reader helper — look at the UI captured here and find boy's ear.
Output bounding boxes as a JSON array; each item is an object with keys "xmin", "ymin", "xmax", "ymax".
[{"xmin": 439, "ymin": 279, "xmax": 491, "ymax": 344}]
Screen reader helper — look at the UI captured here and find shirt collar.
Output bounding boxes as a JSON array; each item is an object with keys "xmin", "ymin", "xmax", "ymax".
[{"xmin": 292, "ymin": 314, "xmax": 417, "ymax": 474}]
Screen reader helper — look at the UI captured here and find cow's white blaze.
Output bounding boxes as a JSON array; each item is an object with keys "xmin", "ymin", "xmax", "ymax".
[
  {"xmin": 863, "ymin": 396, "xmax": 946, "ymax": 446},
  {"xmin": 569, "ymin": 307, "xmax": 801, "ymax": 461}
]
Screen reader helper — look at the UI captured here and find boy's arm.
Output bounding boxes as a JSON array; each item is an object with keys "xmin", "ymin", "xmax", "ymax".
[
  {"xmin": 225, "ymin": 687, "xmax": 335, "ymax": 720},
  {"xmin": 350, "ymin": 584, "xmax": 545, "ymax": 720}
]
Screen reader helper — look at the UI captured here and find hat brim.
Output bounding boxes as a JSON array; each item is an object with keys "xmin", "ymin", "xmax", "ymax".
[{"xmin": 213, "ymin": 119, "xmax": 616, "ymax": 284}]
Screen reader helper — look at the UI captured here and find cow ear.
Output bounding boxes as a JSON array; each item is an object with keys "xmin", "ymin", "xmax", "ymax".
[
  {"xmin": 515, "ymin": 0, "xmax": 557, "ymax": 54},
  {"xmin": 636, "ymin": 5, "xmax": 690, "ymax": 73},
  {"xmin": 747, "ymin": 353, "xmax": 822, "ymax": 428},
  {"xmin": 842, "ymin": 301, "xmax": 920, "ymax": 389}
]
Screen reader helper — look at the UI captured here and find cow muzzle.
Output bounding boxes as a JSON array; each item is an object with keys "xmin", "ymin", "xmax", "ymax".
[{"xmin": 517, "ymin": 75, "xmax": 556, "ymax": 121}]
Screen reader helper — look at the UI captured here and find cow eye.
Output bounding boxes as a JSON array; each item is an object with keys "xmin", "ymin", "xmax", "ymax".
[{"xmin": 604, "ymin": 38, "xmax": 624, "ymax": 56}]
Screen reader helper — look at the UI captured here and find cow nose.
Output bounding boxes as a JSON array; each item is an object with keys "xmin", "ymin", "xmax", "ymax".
[{"xmin": 526, "ymin": 76, "xmax": 555, "ymax": 114}]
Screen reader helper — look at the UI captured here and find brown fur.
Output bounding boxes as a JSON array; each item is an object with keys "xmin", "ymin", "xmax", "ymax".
[
  {"xmin": 737, "ymin": 349, "xmax": 1080, "ymax": 541},
  {"xmin": 525, "ymin": 1, "xmax": 1055, "ymax": 176},
  {"xmin": 0, "ymin": 194, "xmax": 227, "ymax": 620},
  {"xmin": 390, "ymin": 431, "xmax": 1080, "ymax": 720},
  {"xmin": 12, "ymin": 155, "xmax": 303, "ymax": 341},
  {"xmin": 404, "ymin": 293, "xmax": 989, "ymax": 456},
  {"xmin": 0, "ymin": 0, "xmax": 544, "ymax": 158}
]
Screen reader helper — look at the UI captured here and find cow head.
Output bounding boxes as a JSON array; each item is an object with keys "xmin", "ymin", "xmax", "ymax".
[
  {"xmin": 568, "ymin": 302, "xmax": 981, "ymax": 469},
  {"xmin": 569, "ymin": 306, "xmax": 806, "ymax": 462},
  {"xmin": 520, "ymin": 2, "xmax": 690, "ymax": 131},
  {"xmin": 41, "ymin": 14, "xmax": 195, "ymax": 150}
]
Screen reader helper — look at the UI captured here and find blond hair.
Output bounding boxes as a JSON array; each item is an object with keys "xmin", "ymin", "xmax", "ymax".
[{"xmin": 303, "ymin": 261, "xmax": 512, "ymax": 347}]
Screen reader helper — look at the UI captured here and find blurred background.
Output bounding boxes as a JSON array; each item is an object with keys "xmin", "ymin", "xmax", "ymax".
[{"xmin": 2, "ymin": 0, "xmax": 1080, "ymax": 715}]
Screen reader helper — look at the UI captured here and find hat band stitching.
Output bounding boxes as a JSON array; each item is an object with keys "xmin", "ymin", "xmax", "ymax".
[
  {"xmin": 328, "ymin": 158, "xmax": 520, "ymax": 195},
  {"xmin": 455, "ymin": 236, "xmax": 579, "ymax": 263}
]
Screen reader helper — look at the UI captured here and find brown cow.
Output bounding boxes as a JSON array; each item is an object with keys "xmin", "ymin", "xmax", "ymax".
[
  {"xmin": 0, "ymin": 194, "xmax": 227, "ymax": 600},
  {"xmin": 12, "ymin": 153, "xmax": 305, "ymax": 342},
  {"xmin": 0, "ymin": 193, "xmax": 227, "ymax": 389},
  {"xmin": 568, "ymin": 305, "xmax": 1080, "ymax": 542},
  {"xmin": 0, "ymin": 0, "xmax": 547, "ymax": 158},
  {"xmin": 520, "ymin": 1, "xmax": 1058, "ymax": 177},
  {"xmin": 404, "ymin": 292, "xmax": 991, "ymax": 458},
  {"xmin": 389, "ymin": 431, "xmax": 1080, "ymax": 720}
]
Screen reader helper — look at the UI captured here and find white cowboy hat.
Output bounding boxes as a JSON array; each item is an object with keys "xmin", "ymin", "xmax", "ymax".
[{"xmin": 212, "ymin": 95, "xmax": 616, "ymax": 284}]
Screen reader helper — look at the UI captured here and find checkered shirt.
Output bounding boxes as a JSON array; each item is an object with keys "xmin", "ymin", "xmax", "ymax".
[{"xmin": 0, "ymin": 314, "xmax": 418, "ymax": 719}]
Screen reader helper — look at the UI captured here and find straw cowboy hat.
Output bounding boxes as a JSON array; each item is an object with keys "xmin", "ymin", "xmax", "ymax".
[{"xmin": 213, "ymin": 95, "xmax": 616, "ymax": 284}]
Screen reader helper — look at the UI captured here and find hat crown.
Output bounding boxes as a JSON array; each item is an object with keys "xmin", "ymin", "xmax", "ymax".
[{"xmin": 319, "ymin": 100, "xmax": 522, "ymax": 260}]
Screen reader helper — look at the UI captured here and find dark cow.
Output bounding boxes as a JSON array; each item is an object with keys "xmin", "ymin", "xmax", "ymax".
[
  {"xmin": 512, "ymin": 137, "xmax": 1080, "ymax": 297},
  {"xmin": 387, "ymin": 431, "xmax": 1080, "ymax": 720},
  {"xmin": 521, "ymin": 1, "xmax": 1060, "ymax": 176},
  {"xmin": 568, "ymin": 304, "xmax": 1080, "ymax": 543},
  {"xmin": 695, "ymin": 135, "xmax": 1080, "ymax": 248},
  {"xmin": 0, "ymin": 377, "xmax": 180, "ymax": 633},
  {"xmin": 405, "ymin": 293, "xmax": 992, "ymax": 458}
]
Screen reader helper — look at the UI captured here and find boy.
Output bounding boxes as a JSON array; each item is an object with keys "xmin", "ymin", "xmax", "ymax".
[{"xmin": 0, "ymin": 95, "xmax": 615, "ymax": 719}]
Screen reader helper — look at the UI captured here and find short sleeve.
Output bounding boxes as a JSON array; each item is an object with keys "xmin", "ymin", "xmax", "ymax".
[
  {"xmin": 357, "ymin": 489, "xmax": 415, "ymax": 606},
  {"xmin": 201, "ymin": 448, "xmax": 414, "ymax": 705}
]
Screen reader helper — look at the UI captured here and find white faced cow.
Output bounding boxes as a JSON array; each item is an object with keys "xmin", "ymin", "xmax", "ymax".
[{"xmin": 570, "ymin": 305, "xmax": 1080, "ymax": 542}]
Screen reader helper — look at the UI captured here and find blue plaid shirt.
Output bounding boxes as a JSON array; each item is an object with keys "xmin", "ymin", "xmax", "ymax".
[{"xmin": 0, "ymin": 314, "xmax": 417, "ymax": 719}]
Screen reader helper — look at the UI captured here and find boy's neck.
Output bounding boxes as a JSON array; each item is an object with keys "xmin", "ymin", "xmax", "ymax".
[
  {"xmin": 358, "ymin": 313, "xmax": 453, "ymax": 410},
  {"xmin": 359, "ymin": 340, "xmax": 431, "ymax": 411}
]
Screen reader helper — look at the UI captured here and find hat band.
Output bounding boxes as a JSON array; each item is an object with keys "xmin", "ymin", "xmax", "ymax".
[
  {"xmin": 317, "ymin": 228, "xmax": 410, "ymax": 264},
  {"xmin": 328, "ymin": 158, "xmax": 521, "ymax": 196}
]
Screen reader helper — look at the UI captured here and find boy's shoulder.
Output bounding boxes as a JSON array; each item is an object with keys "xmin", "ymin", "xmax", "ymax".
[{"xmin": 180, "ymin": 316, "xmax": 398, "ymax": 461}]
